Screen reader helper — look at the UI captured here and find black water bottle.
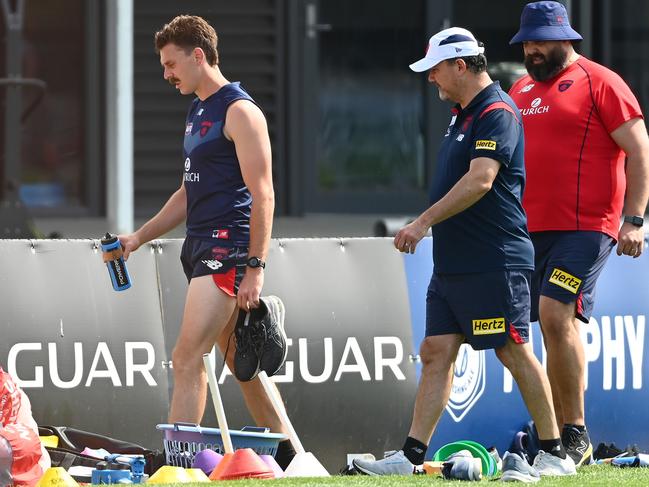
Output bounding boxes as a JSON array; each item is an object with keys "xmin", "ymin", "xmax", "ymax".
[{"xmin": 100, "ymin": 233, "xmax": 132, "ymax": 291}]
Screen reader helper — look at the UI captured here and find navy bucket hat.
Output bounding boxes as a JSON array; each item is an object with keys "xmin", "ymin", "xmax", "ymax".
[{"xmin": 510, "ymin": 1, "xmax": 582, "ymax": 44}]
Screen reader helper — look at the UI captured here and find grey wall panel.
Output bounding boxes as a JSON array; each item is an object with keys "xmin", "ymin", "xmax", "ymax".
[
  {"xmin": 0, "ymin": 240, "xmax": 170, "ymax": 449},
  {"xmin": 151, "ymin": 238, "xmax": 185, "ymax": 405},
  {"xmin": 0, "ymin": 238, "xmax": 418, "ymax": 472}
]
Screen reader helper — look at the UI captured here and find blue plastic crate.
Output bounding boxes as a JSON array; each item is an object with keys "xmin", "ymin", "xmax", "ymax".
[{"xmin": 156, "ymin": 423, "xmax": 286, "ymax": 468}]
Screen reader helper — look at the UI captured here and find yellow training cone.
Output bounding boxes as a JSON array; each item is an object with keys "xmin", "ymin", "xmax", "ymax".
[
  {"xmin": 35, "ymin": 467, "xmax": 79, "ymax": 487},
  {"xmin": 39, "ymin": 436, "xmax": 59, "ymax": 449},
  {"xmin": 185, "ymin": 468, "xmax": 210, "ymax": 482},
  {"xmin": 147, "ymin": 465, "xmax": 192, "ymax": 484}
]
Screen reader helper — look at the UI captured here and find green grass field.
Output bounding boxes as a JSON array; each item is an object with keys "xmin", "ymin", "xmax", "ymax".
[{"xmin": 152, "ymin": 464, "xmax": 649, "ymax": 486}]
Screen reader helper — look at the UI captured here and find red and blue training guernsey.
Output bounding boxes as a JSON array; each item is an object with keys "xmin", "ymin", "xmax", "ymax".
[
  {"xmin": 509, "ymin": 56, "xmax": 644, "ymax": 240},
  {"xmin": 183, "ymin": 82, "xmax": 256, "ymax": 246},
  {"xmin": 430, "ymin": 82, "xmax": 534, "ymax": 274}
]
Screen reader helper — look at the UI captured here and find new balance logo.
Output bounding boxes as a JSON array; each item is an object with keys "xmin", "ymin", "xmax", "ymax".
[
  {"xmin": 201, "ymin": 260, "xmax": 223, "ymax": 270},
  {"xmin": 576, "ymin": 441, "xmax": 588, "ymax": 455}
]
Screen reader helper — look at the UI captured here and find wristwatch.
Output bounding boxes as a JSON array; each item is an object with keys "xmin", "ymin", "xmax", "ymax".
[
  {"xmin": 624, "ymin": 215, "xmax": 644, "ymax": 227},
  {"xmin": 246, "ymin": 256, "xmax": 266, "ymax": 269}
]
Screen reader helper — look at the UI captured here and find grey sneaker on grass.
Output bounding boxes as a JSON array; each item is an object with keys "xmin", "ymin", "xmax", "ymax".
[
  {"xmin": 500, "ymin": 451, "xmax": 540, "ymax": 483},
  {"xmin": 352, "ymin": 450, "xmax": 415, "ymax": 476},
  {"xmin": 442, "ymin": 450, "xmax": 482, "ymax": 481}
]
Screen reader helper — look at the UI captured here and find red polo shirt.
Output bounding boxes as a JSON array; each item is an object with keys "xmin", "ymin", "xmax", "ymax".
[{"xmin": 510, "ymin": 56, "xmax": 643, "ymax": 239}]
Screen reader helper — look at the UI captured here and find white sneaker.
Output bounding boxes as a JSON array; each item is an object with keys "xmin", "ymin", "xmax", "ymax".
[
  {"xmin": 352, "ymin": 450, "xmax": 415, "ymax": 476},
  {"xmin": 532, "ymin": 450, "xmax": 577, "ymax": 476}
]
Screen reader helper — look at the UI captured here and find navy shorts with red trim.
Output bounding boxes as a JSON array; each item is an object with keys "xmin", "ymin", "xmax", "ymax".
[
  {"xmin": 530, "ymin": 231, "xmax": 614, "ymax": 323},
  {"xmin": 180, "ymin": 237, "xmax": 247, "ymax": 297},
  {"xmin": 425, "ymin": 270, "xmax": 531, "ymax": 350}
]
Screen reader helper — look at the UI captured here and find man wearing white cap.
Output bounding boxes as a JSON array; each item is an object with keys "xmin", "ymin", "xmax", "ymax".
[
  {"xmin": 352, "ymin": 27, "xmax": 575, "ymax": 479},
  {"xmin": 509, "ymin": 1, "xmax": 649, "ymax": 467}
]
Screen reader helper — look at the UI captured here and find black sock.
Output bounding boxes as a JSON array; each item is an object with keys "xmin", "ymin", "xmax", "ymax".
[
  {"xmin": 274, "ymin": 439, "xmax": 296, "ymax": 470},
  {"xmin": 539, "ymin": 438, "xmax": 566, "ymax": 459},
  {"xmin": 564, "ymin": 423, "xmax": 586, "ymax": 433},
  {"xmin": 402, "ymin": 436, "xmax": 427, "ymax": 465}
]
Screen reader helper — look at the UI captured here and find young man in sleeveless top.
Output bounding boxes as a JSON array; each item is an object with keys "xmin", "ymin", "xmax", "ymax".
[{"xmin": 119, "ymin": 15, "xmax": 294, "ymax": 468}]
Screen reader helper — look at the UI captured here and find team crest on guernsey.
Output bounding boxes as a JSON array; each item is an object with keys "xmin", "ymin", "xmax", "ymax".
[
  {"xmin": 211, "ymin": 246, "xmax": 230, "ymax": 260},
  {"xmin": 462, "ymin": 115, "xmax": 474, "ymax": 132},
  {"xmin": 558, "ymin": 80, "xmax": 574, "ymax": 92},
  {"xmin": 446, "ymin": 345, "xmax": 486, "ymax": 422},
  {"xmin": 200, "ymin": 121, "xmax": 213, "ymax": 137}
]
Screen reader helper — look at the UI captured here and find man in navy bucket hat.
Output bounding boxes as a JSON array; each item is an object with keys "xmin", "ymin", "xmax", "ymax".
[
  {"xmin": 510, "ymin": 1, "xmax": 582, "ymax": 44},
  {"xmin": 509, "ymin": 1, "xmax": 649, "ymax": 468}
]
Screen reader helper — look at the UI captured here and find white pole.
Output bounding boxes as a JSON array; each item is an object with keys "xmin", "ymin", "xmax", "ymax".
[
  {"xmin": 202, "ymin": 353, "xmax": 234, "ymax": 454},
  {"xmin": 258, "ymin": 371, "xmax": 305, "ymax": 454},
  {"xmin": 106, "ymin": 0, "xmax": 134, "ymax": 234}
]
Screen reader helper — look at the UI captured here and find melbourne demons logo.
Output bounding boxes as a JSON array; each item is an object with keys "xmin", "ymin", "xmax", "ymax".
[
  {"xmin": 446, "ymin": 344, "xmax": 486, "ymax": 422},
  {"xmin": 462, "ymin": 115, "xmax": 474, "ymax": 132},
  {"xmin": 558, "ymin": 80, "xmax": 574, "ymax": 92},
  {"xmin": 200, "ymin": 121, "xmax": 213, "ymax": 137}
]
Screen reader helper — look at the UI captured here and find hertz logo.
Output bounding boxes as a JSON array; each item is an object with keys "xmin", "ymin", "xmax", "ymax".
[
  {"xmin": 475, "ymin": 140, "xmax": 496, "ymax": 150},
  {"xmin": 472, "ymin": 318, "xmax": 505, "ymax": 335},
  {"xmin": 548, "ymin": 268, "xmax": 582, "ymax": 294}
]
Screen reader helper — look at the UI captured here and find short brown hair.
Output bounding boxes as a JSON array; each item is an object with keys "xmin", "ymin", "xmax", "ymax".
[
  {"xmin": 154, "ymin": 15, "xmax": 219, "ymax": 66},
  {"xmin": 446, "ymin": 53, "xmax": 488, "ymax": 74}
]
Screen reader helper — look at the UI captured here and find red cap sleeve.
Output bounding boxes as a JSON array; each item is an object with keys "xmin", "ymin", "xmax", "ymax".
[{"xmin": 593, "ymin": 66, "xmax": 644, "ymax": 133}]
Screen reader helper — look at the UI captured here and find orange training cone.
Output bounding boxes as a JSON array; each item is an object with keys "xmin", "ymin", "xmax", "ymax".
[
  {"xmin": 210, "ymin": 448, "xmax": 274, "ymax": 480},
  {"xmin": 208, "ymin": 453, "xmax": 233, "ymax": 480}
]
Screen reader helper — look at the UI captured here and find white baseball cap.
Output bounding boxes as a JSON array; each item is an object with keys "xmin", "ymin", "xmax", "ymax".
[{"xmin": 409, "ymin": 27, "xmax": 485, "ymax": 72}]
